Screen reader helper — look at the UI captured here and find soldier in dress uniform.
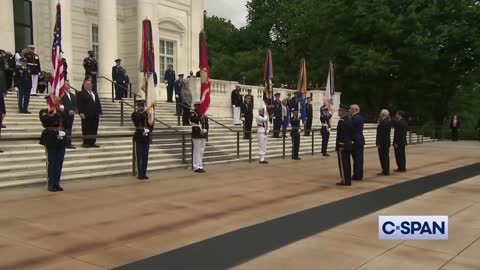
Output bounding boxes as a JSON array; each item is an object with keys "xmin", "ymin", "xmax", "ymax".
[
  {"xmin": 281, "ymin": 98, "xmax": 290, "ymax": 138},
  {"xmin": 291, "ymin": 110, "xmax": 301, "ymax": 160},
  {"xmin": 392, "ymin": 111, "xmax": 408, "ymax": 172},
  {"xmin": 14, "ymin": 57, "xmax": 32, "ymax": 113},
  {"xmin": 376, "ymin": 109, "xmax": 392, "ymax": 176},
  {"xmin": 350, "ymin": 104, "xmax": 365, "ymax": 180},
  {"xmin": 257, "ymin": 108, "xmax": 269, "ymax": 164},
  {"xmin": 241, "ymin": 95, "xmax": 254, "ymax": 139},
  {"xmin": 24, "ymin": 45, "xmax": 41, "ymax": 95},
  {"xmin": 39, "ymin": 97, "xmax": 67, "ymax": 192},
  {"xmin": 181, "ymin": 81, "xmax": 193, "ymax": 126},
  {"xmin": 132, "ymin": 100, "xmax": 152, "ymax": 180},
  {"xmin": 112, "ymin": 59, "xmax": 128, "ymax": 100},
  {"xmin": 231, "ymin": 85, "xmax": 243, "ymax": 125},
  {"xmin": 272, "ymin": 93, "xmax": 282, "ymax": 138},
  {"xmin": 83, "ymin": 50, "xmax": 98, "ymax": 93},
  {"xmin": 320, "ymin": 101, "xmax": 332, "ymax": 156},
  {"xmin": 174, "ymin": 74, "xmax": 185, "ymax": 116},
  {"xmin": 335, "ymin": 104, "xmax": 353, "ymax": 186},
  {"xmin": 190, "ymin": 102, "xmax": 209, "ymax": 173},
  {"xmin": 304, "ymin": 97, "xmax": 313, "ymax": 136}
]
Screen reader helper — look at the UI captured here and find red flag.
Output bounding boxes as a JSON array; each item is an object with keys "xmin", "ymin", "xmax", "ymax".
[
  {"xmin": 49, "ymin": 3, "xmax": 64, "ymax": 110},
  {"xmin": 199, "ymin": 30, "xmax": 211, "ymax": 117}
]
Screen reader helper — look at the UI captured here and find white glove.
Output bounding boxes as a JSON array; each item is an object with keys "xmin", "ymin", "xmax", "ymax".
[
  {"xmin": 58, "ymin": 131, "xmax": 66, "ymax": 137},
  {"xmin": 175, "ymin": 95, "xmax": 179, "ymax": 98},
  {"xmin": 202, "ymin": 129, "xmax": 208, "ymax": 134},
  {"xmin": 143, "ymin": 128, "xmax": 150, "ymax": 136},
  {"xmin": 232, "ymin": 105, "xmax": 235, "ymax": 108},
  {"xmin": 15, "ymin": 87, "xmax": 19, "ymax": 92}
]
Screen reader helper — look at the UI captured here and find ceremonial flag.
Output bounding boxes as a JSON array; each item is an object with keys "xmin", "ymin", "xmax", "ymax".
[
  {"xmin": 297, "ymin": 58, "xmax": 307, "ymax": 123},
  {"xmin": 325, "ymin": 61, "xmax": 335, "ymax": 107},
  {"xmin": 199, "ymin": 30, "xmax": 211, "ymax": 117},
  {"xmin": 264, "ymin": 49, "xmax": 273, "ymax": 103},
  {"xmin": 140, "ymin": 18, "xmax": 157, "ymax": 126},
  {"xmin": 49, "ymin": 2, "xmax": 64, "ymax": 110}
]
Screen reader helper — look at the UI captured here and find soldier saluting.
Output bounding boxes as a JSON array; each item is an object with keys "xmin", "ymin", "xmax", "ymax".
[
  {"xmin": 132, "ymin": 100, "xmax": 152, "ymax": 180},
  {"xmin": 83, "ymin": 50, "xmax": 98, "ymax": 93},
  {"xmin": 335, "ymin": 104, "xmax": 353, "ymax": 186},
  {"xmin": 39, "ymin": 96, "xmax": 67, "ymax": 192}
]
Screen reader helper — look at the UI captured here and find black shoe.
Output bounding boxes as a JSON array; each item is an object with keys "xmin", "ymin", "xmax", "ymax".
[
  {"xmin": 352, "ymin": 177, "xmax": 362, "ymax": 181},
  {"xmin": 90, "ymin": 144, "xmax": 100, "ymax": 148},
  {"xmin": 48, "ymin": 187, "xmax": 57, "ymax": 192},
  {"xmin": 1, "ymin": 125, "xmax": 6, "ymax": 128},
  {"xmin": 322, "ymin": 153, "xmax": 330, "ymax": 157},
  {"xmin": 194, "ymin": 169, "xmax": 203, "ymax": 173},
  {"xmin": 336, "ymin": 182, "xmax": 351, "ymax": 186},
  {"xmin": 56, "ymin": 186, "xmax": 64, "ymax": 191},
  {"xmin": 377, "ymin": 172, "xmax": 389, "ymax": 176},
  {"xmin": 25, "ymin": 111, "xmax": 32, "ymax": 114},
  {"xmin": 66, "ymin": 145, "xmax": 76, "ymax": 149},
  {"xmin": 292, "ymin": 157, "xmax": 301, "ymax": 160},
  {"xmin": 394, "ymin": 169, "xmax": 406, "ymax": 172},
  {"xmin": 259, "ymin": 161, "xmax": 269, "ymax": 164},
  {"xmin": 82, "ymin": 144, "xmax": 90, "ymax": 148},
  {"xmin": 0, "ymin": 150, "xmax": 3, "ymax": 153},
  {"xmin": 198, "ymin": 169, "xmax": 206, "ymax": 173},
  {"xmin": 138, "ymin": 176, "xmax": 148, "ymax": 180}
]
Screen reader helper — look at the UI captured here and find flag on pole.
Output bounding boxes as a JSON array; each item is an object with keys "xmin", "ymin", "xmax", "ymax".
[
  {"xmin": 199, "ymin": 30, "xmax": 211, "ymax": 117},
  {"xmin": 140, "ymin": 18, "xmax": 157, "ymax": 126},
  {"xmin": 325, "ymin": 61, "xmax": 335, "ymax": 107},
  {"xmin": 297, "ymin": 58, "xmax": 308, "ymax": 123},
  {"xmin": 49, "ymin": 2, "xmax": 65, "ymax": 110},
  {"xmin": 263, "ymin": 49, "xmax": 273, "ymax": 103}
]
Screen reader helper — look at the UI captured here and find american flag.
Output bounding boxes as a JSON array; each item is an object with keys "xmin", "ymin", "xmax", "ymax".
[{"xmin": 49, "ymin": 3, "xmax": 64, "ymax": 109}]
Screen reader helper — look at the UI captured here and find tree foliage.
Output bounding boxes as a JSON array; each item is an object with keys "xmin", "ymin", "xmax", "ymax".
[{"xmin": 205, "ymin": 0, "xmax": 480, "ymax": 124}]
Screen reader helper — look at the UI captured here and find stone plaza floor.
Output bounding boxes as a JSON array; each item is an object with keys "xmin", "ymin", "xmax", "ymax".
[{"xmin": 0, "ymin": 141, "xmax": 478, "ymax": 270}]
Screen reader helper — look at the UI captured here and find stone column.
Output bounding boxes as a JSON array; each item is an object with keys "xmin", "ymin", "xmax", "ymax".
[
  {"xmin": 98, "ymin": 0, "xmax": 118, "ymax": 96},
  {"xmin": 0, "ymin": 0, "xmax": 15, "ymax": 52}
]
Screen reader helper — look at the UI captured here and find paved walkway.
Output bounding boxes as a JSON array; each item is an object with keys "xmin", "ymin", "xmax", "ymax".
[{"xmin": 0, "ymin": 141, "xmax": 478, "ymax": 269}]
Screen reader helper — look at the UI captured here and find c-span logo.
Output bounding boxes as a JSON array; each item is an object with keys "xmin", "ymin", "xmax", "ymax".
[{"xmin": 379, "ymin": 216, "xmax": 448, "ymax": 240}]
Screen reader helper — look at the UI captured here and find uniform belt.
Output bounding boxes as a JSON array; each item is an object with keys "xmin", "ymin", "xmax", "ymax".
[{"xmin": 322, "ymin": 123, "xmax": 329, "ymax": 127}]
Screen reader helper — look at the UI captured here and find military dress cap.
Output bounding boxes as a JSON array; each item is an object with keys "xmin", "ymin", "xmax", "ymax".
[
  {"xmin": 178, "ymin": 74, "xmax": 184, "ymax": 77},
  {"xmin": 28, "ymin": 45, "xmax": 35, "ymax": 49},
  {"xmin": 339, "ymin": 104, "xmax": 350, "ymax": 110},
  {"xmin": 114, "ymin": 58, "xmax": 121, "ymax": 62},
  {"xmin": 274, "ymin": 93, "xmax": 281, "ymax": 97},
  {"xmin": 88, "ymin": 50, "xmax": 94, "ymax": 53}
]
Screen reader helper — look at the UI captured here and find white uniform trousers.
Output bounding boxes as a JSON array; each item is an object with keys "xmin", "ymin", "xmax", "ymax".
[
  {"xmin": 30, "ymin": 74, "xmax": 38, "ymax": 95},
  {"xmin": 233, "ymin": 106, "xmax": 242, "ymax": 125},
  {"xmin": 257, "ymin": 131, "xmax": 268, "ymax": 162},
  {"xmin": 192, "ymin": 138, "xmax": 206, "ymax": 170}
]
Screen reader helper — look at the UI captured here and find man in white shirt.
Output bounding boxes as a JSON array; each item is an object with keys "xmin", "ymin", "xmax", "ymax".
[{"xmin": 257, "ymin": 108, "xmax": 269, "ymax": 164}]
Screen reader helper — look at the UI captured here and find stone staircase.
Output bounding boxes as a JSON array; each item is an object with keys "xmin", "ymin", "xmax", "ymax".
[{"xmin": 0, "ymin": 94, "xmax": 432, "ymax": 188}]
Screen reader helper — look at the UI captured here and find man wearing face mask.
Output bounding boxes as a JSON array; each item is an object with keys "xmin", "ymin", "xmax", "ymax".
[
  {"xmin": 83, "ymin": 50, "xmax": 98, "ymax": 93},
  {"xmin": 39, "ymin": 96, "xmax": 67, "ymax": 192}
]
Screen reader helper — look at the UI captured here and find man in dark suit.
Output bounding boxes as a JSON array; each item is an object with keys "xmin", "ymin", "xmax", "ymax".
[
  {"xmin": 112, "ymin": 58, "xmax": 128, "ymax": 100},
  {"xmin": 174, "ymin": 74, "xmax": 185, "ymax": 116},
  {"xmin": 14, "ymin": 57, "xmax": 32, "ymax": 113},
  {"xmin": 393, "ymin": 111, "xmax": 408, "ymax": 172},
  {"xmin": 241, "ymin": 95, "xmax": 254, "ymax": 139},
  {"xmin": 450, "ymin": 114, "xmax": 460, "ymax": 141},
  {"xmin": 39, "ymin": 97, "xmax": 67, "ymax": 192},
  {"xmin": 62, "ymin": 80, "xmax": 77, "ymax": 149},
  {"xmin": 350, "ymin": 104, "xmax": 365, "ymax": 180},
  {"xmin": 272, "ymin": 93, "xmax": 282, "ymax": 137},
  {"xmin": 77, "ymin": 77, "xmax": 102, "ymax": 148},
  {"xmin": 132, "ymin": 100, "xmax": 152, "ymax": 180},
  {"xmin": 0, "ymin": 86, "xmax": 5, "ymax": 153},
  {"xmin": 164, "ymin": 64, "xmax": 175, "ymax": 102},
  {"xmin": 83, "ymin": 50, "xmax": 98, "ymax": 93},
  {"xmin": 304, "ymin": 97, "xmax": 313, "ymax": 136},
  {"xmin": 244, "ymin": 88, "xmax": 254, "ymax": 108},
  {"xmin": 376, "ymin": 109, "xmax": 392, "ymax": 176},
  {"xmin": 335, "ymin": 104, "xmax": 353, "ymax": 186}
]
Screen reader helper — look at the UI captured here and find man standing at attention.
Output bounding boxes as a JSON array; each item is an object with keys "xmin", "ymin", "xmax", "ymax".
[
  {"xmin": 164, "ymin": 64, "xmax": 176, "ymax": 102},
  {"xmin": 190, "ymin": 102, "xmax": 209, "ymax": 173},
  {"xmin": 350, "ymin": 104, "xmax": 365, "ymax": 180},
  {"xmin": 335, "ymin": 105, "xmax": 353, "ymax": 186},
  {"xmin": 320, "ymin": 101, "xmax": 332, "ymax": 156},
  {"xmin": 376, "ymin": 109, "xmax": 392, "ymax": 176},
  {"xmin": 231, "ymin": 85, "xmax": 243, "ymax": 125},
  {"xmin": 393, "ymin": 111, "xmax": 408, "ymax": 172},
  {"xmin": 77, "ymin": 77, "xmax": 102, "ymax": 148},
  {"xmin": 83, "ymin": 50, "xmax": 98, "ymax": 93},
  {"xmin": 61, "ymin": 80, "xmax": 77, "ymax": 149}
]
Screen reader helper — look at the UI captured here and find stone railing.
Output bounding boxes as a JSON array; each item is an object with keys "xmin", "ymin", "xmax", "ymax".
[{"xmin": 139, "ymin": 78, "xmax": 342, "ymax": 122}]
